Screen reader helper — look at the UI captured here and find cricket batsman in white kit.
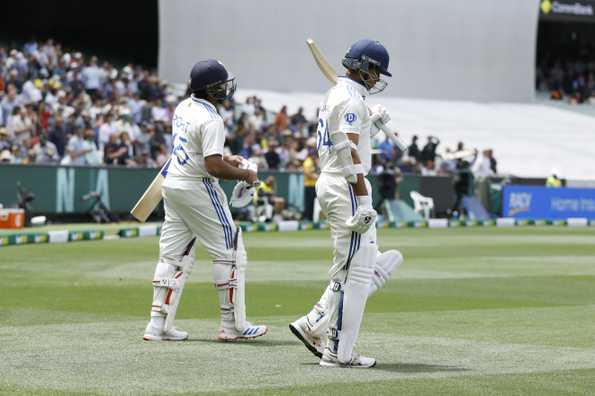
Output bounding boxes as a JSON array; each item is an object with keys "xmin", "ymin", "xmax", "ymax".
[
  {"xmin": 143, "ymin": 59, "xmax": 267, "ymax": 342},
  {"xmin": 289, "ymin": 39, "xmax": 403, "ymax": 367}
]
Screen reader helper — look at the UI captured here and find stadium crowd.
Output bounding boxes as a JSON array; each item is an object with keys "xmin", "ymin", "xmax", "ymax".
[
  {"xmin": 536, "ymin": 59, "xmax": 595, "ymax": 104},
  {"xmin": 0, "ymin": 40, "xmax": 497, "ymax": 187},
  {"xmin": 0, "ymin": 39, "xmax": 502, "ymax": 222}
]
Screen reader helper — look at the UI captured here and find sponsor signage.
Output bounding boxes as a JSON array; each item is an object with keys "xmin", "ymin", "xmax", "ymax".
[
  {"xmin": 503, "ymin": 185, "xmax": 595, "ymax": 219},
  {"xmin": 540, "ymin": 0, "xmax": 595, "ymax": 21}
]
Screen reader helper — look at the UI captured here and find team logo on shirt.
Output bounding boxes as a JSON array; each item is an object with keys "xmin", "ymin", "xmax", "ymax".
[{"xmin": 344, "ymin": 112, "xmax": 357, "ymax": 124}]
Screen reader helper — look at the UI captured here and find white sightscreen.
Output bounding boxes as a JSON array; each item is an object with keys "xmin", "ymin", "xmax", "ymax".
[{"xmin": 159, "ymin": 0, "xmax": 539, "ymax": 102}]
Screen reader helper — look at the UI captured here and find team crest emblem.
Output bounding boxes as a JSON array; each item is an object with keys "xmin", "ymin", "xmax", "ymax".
[{"xmin": 345, "ymin": 112, "xmax": 357, "ymax": 124}]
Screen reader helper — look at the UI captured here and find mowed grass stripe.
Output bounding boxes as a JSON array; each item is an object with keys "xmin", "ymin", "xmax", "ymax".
[
  {"xmin": 1, "ymin": 319, "xmax": 595, "ymax": 395},
  {"xmin": 3, "ymin": 273, "xmax": 595, "ymax": 327}
]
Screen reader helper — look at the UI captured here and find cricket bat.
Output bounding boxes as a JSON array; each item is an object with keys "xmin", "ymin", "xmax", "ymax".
[
  {"xmin": 306, "ymin": 38, "xmax": 408, "ymax": 152},
  {"xmin": 130, "ymin": 160, "xmax": 169, "ymax": 222}
]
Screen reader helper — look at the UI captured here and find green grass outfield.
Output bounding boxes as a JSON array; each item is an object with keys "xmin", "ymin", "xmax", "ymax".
[{"xmin": 1, "ymin": 227, "xmax": 595, "ymax": 395}]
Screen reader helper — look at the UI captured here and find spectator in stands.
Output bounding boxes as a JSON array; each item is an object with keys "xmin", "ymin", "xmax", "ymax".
[
  {"xmin": 0, "ymin": 127, "xmax": 12, "ymax": 152},
  {"xmin": 104, "ymin": 133, "xmax": 127, "ymax": 166},
  {"xmin": 82, "ymin": 127, "xmax": 102, "ymax": 165},
  {"xmin": 473, "ymin": 149, "xmax": 496, "ymax": 179},
  {"xmin": 120, "ymin": 131, "xmax": 135, "ymax": 164},
  {"xmin": 302, "ymin": 137, "xmax": 318, "ymax": 221},
  {"xmin": 421, "ymin": 159, "xmax": 437, "ymax": 176},
  {"xmin": 421, "ymin": 135, "xmax": 440, "ymax": 164},
  {"xmin": 1, "ymin": 84, "xmax": 21, "ymax": 125},
  {"xmin": 155, "ymin": 144, "xmax": 169, "ymax": 167},
  {"xmin": 98, "ymin": 112, "xmax": 116, "ymax": 149},
  {"xmin": 81, "ymin": 56, "xmax": 105, "ymax": 99},
  {"xmin": 62, "ymin": 128, "xmax": 89, "ymax": 165},
  {"xmin": 264, "ymin": 139, "xmax": 281, "ymax": 170},
  {"xmin": 47, "ymin": 114, "xmax": 68, "ymax": 157},
  {"xmin": 274, "ymin": 105, "xmax": 289, "ymax": 133},
  {"xmin": 378, "ymin": 136, "xmax": 396, "ymax": 163},
  {"xmin": 290, "ymin": 107, "xmax": 307, "ymax": 126},
  {"xmin": 32, "ymin": 132, "xmax": 60, "ymax": 164},
  {"xmin": 0, "ymin": 149, "xmax": 13, "ymax": 163},
  {"xmin": 407, "ymin": 135, "xmax": 420, "ymax": 163},
  {"xmin": 7, "ymin": 106, "xmax": 33, "ymax": 146}
]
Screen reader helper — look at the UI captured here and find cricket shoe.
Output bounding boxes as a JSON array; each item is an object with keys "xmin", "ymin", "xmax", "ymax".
[
  {"xmin": 289, "ymin": 316, "xmax": 324, "ymax": 358},
  {"xmin": 217, "ymin": 323, "xmax": 268, "ymax": 342},
  {"xmin": 319, "ymin": 350, "xmax": 376, "ymax": 368},
  {"xmin": 143, "ymin": 323, "xmax": 189, "ymax": 341}
]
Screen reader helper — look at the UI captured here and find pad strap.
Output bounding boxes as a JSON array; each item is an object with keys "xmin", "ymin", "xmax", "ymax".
[
  {"xmin": 343, "ymin": 164, "xmax": 365, "ymax": 177},
  {"xmin": 152, "ymin": 271, "xmax": 183, "ymax": 290},
  {"xmin": 334, "ymin": 140, "xmax": 357, "ymax": 152}
]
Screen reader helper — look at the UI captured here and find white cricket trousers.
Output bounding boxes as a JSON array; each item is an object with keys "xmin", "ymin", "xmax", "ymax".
[
  {"xmin": 160, "ymin": 178, "xmax": 240, "ymax": 263},
  {"xmin": 316, "ymin": 172, "xmax": 377, "ymax": 282}
]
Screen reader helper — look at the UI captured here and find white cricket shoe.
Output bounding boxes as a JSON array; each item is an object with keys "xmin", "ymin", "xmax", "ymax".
[
  {"xmin": 217, "ymin": 323, "xmax": 268, "ymax": 342},
  {"xmin": 319, "ymin": 350, "xmax": 376, "ymax": 368},
  {"xmin": 143, "ymin": 323, "xmax": 189, "ymax": 341},
  {"xmin": 289, "ymin": 316, "xmax": 324, "ymax": 358}
]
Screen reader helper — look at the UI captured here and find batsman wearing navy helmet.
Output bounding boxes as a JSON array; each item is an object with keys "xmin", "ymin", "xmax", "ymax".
[
  {"xmin": 289, "ymin": 39, "xmax": 403, "ymax": 367},
  {"xmin": 143, "ymin": 59, "xmax": 267, "ymax": 342}
]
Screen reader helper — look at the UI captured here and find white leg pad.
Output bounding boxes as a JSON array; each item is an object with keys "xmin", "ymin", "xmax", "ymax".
[
  {"xmin": 164, "ymin": 251, "xmax": 195, "ymax": 331},
  {"xmin": 213, "ymin": 230, "xmax": 248, "ymax": 332},
  {"xmin": 326, "ymin": 232, "xmax": 376, "ymax": 363},
  {"xmin": 151, "ymin": 238, "xmax": 195, "ymax": 332},
  {"xmin": 368, "ymin": 250, "xmax": 403, "ymax": 296},
  {"xmin": 151, "ymin": 260, "xmax": 182, "ymax": 317}
]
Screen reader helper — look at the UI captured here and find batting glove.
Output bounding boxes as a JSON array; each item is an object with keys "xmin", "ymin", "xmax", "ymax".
[
  {"xmin": 370, "ymin": 104, "xmax": 390, "ymax": 126},
  {"xmin": 346, "ymin": 196, "xmax": 377, "ymax": 234}
]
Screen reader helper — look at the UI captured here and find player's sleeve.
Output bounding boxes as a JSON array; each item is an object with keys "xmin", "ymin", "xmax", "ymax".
[
  {"xmin": 336, "ymin": 99, "xmax": 367, "ymax": 135},
  {"xmin": 201, "ymin": 118, "xmax": 225, "ymax": 157}
]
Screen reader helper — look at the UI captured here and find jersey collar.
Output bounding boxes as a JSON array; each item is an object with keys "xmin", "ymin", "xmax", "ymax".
[
  {"xmin": 191, "ymin": 95, "xmax": 217, "ymax": 111},
  {"xmin": 338, "ymin": 76, "xmax": 368, "ymax": 99}
]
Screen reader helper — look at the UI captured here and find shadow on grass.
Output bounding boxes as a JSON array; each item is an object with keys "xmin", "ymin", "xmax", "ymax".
[
  {"xmin": 299, "ymin": 362, "xmax": 469, "ymax": 373},
  {"xmin": 186, "ymin": 337, "xmax": 297, "ymax": 347},
  {"xmin": 376, "ymin": 362, "xmax": 469, "ymax": 373}
]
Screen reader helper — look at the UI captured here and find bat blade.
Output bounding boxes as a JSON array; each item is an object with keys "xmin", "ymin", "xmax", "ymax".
[
  {"xmin": 130, "ymin": 166, "xmax": 166, "ymax": 222},
  {"xmin": 306, "ymin": 39, "xmax": 338, "ymax": 84}
]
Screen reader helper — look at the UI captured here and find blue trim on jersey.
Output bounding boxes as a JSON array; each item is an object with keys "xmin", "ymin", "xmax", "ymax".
[
  {"xmin": 160, "ymin": 158, "xmax": 172, "ymax": 178},
  {"xmin": 203, "ymin": 179, "xmax": 231, "ymax": 249},
  {"xmin": 206, "ymin": 179, "xmax": 234, "ymax": 249},
  {"xmin": 344, "ymin": 184, "xmax": 361, "ymax": 271},
  {"xmin": 348, "ymin": 185, "xmax": 357, "ymax": 216},
  {"xmin": 191, "ymin": 96, "xmax": 218, "ymax": 120},
  {"xmin": 333, "ymin": 289, "xmax": 344, "ymax": 354},
  {"xmin": 207, "ymin": 181, "xmax": 232, "ymax": 249}
]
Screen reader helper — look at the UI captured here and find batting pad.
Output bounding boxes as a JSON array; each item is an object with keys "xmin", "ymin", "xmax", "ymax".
[
  {"xmin": 327, "ymin": 232, "xmax": 376, "ymax": 363},
  {"xmin": 368, "ymin": 250, "xmax": 403, "ymax": 296},
  {"xmin": 213, "ymin": 230, "xmax": 248, "ymax": 331}
]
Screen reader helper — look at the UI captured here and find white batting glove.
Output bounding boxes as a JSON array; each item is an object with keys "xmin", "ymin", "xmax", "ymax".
[
  {"xmin": 370, "ymin": 104, "xmax": 390, "ymax": 126},
  {"xmin": 230, "ymin": 181, "xmax": 256, "ymax": 208},
  {"xmin": 240, "ymin": 158, "xmax": 258, "ymax": 173},
  {"xmin": 346, "ymin": 196, "xmax": 377, "ymax": 234}
]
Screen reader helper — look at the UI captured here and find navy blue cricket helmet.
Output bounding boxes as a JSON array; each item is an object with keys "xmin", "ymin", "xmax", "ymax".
[
  {"xmin": 189, "ymin": 59, "xmax": 236, "ymax": 102},
  {"xmin": 342, "ymin": 39, "xmax": 392, "ymax": 77}
]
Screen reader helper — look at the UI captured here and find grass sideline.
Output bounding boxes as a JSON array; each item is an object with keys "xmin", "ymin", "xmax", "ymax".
[{"xmin": 1, "ymin": 227, "xmax": 595, "ymax": 395}]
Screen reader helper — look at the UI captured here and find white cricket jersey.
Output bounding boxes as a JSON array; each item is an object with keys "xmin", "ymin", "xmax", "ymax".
[
  {"xmin": 162, "ymin": 96, "xmax": 225, "ymax": 188},
  {"xmin": 317, "ymin": 77, "xmax": 372, "ymax": 175}
]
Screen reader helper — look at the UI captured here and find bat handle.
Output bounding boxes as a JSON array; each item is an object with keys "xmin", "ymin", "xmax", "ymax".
[{"xmin": 374, "ymin": 120, "xmax": 408, "ymax": 152}]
